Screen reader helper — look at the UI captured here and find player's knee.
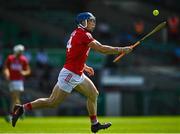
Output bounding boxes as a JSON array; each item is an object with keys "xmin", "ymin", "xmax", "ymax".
[
  {"xmin": 47, "ymin": 98, "xmax": 58, "ymax": 108},
  {"xmin": 90, "ymin": 90, "xmax": 99, "ymax": 101},
  {"xmin": 95, "ymin": 90, "xmax": 99, "ymax": 98}
]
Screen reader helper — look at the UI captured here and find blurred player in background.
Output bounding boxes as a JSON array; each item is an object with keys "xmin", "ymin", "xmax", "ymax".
[
  {"xmin": 3, "ymin": 44, "xmax": 31, "ymax": 118},
  {"xmin": 12, "ymin": 12, "xmax": 132, "ymax": 133}
]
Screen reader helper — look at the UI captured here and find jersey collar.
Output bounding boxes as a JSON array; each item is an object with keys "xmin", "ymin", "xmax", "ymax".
[{"xmin": 77, "ymin": 26, "xmax": 91, "ymax": 33}]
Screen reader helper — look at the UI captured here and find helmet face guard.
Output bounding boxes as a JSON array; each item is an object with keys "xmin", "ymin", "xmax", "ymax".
[{"xmin": 75, "ymin": 12, "xmax": 96, "ymax": 28}]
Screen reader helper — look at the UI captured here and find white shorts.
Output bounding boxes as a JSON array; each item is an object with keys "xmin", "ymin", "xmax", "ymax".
[
  {"xmin": 9, "ymin": 80, "xmax": 24, "ymax": 92},
  {"xmin": 57, "ymin": 68, "xmax": 85, "ymax": 93}
]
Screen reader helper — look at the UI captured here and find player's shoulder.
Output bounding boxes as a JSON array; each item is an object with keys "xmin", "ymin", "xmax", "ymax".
[
  {"xmin": 7, "ymin": 54, "xmax": 14, "ymax": 59},
  {"xmin": 20, "ymin": 55, "xmax": 28, "ymax": 61},
  {"xmin": 73, "ymin": 27, "xmax": 94, "ymax": 42},
  {"xmin": 72, "ymin": 27, "xmax": 84, "ymax": 38}
]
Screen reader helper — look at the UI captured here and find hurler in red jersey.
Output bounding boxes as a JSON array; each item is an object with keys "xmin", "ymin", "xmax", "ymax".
[
  {"xmin": 3, "ymin": 44, "xmax": 31, "ymax": 118},
  {"xmin": 12, "ymin": 12, "xmax": 133, "ymax": 133}
]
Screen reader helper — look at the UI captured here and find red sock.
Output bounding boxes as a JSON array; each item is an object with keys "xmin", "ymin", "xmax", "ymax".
[
  {"xmin": 23, "ymin": 103, "xmax": 32, "ymax": 111},
  {"xmin": 90, "ymin": 115, "xmax": 98, "ymax": 125}
]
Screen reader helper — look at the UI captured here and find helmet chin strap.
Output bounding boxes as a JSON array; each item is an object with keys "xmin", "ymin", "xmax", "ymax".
[{"xmin": 79, "ymin": 20, "xmax": 87, "ymax": 29}]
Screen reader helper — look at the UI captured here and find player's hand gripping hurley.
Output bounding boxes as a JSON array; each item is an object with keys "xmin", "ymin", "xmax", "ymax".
[{"xmin": 113, "ymin": 21, "xmax": 167, "ymax": 62}]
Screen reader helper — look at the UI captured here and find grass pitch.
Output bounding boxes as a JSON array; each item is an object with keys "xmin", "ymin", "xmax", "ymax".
[{"xmin": 0, "ymin": 116, "xmax": 180, "ymax": 133}]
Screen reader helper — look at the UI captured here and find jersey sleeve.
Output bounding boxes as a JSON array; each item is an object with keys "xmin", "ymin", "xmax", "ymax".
[{"xmin": 81, "ymin": 32, "xmax": 94, "ymax": 45}]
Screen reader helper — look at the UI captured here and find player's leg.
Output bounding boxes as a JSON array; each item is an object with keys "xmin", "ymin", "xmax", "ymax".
[
  {"xmin": 12, "ymin": 68, "xmax": 76, "ymax": 127},
  {"xmin": 6, "ymin": 81, "xmax": 23, "ymax": 122},
  {"xmin": 75, "ymin": 75, "xmax": 111, "ymax": 133},
  {"xmin": 12, "ymin": 84, "xmax": 70, "ymax": 127},
  {"xmin": 75, "ymin": 75, "xmax": 98, "ymax": 116},
  {"xmin": 9, "ymin": 81, "xmax": 24, "ymax": 112},
  {"xmin": 10, "ymin": 91, "xmax": 21, "ymax": 112},
  {"xmin": 24, "ymin": 84, "xmax": 69, "ymax": 109}
]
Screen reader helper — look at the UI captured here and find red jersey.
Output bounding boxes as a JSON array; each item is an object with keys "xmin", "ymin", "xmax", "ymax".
[
  {"xmin": 64, "ymin": 27, "xmax": 94, "ymax": 75},
  {"xmin": 5, "ymin": 54, "xmax": 29, "ymax": 80}
]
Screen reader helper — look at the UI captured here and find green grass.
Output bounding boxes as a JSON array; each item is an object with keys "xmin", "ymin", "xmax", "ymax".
[{"xmin": 0, "ymin": 116, "xmax": 180, "ymax": 133}]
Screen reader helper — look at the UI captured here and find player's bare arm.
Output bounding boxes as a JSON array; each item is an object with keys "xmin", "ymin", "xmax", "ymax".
[
  {"xmin": 84, "ymin": 64, "xmax": 94, "ymax": 76},
  {"xmin": 88, "ymin": 40, "xmax": 132, "ymax": 55},
  {"xmin": 20, "ymin": 65, "xmax": 31, "ymax": 76},
  {"xmin": 3, "ymin": 66, "xmax": 10, "ymax": 80}
]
